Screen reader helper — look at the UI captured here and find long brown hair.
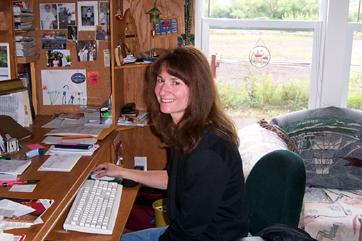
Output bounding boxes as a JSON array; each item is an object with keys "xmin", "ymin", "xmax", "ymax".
[{"xmin": 145, "ymin": 46, "xmax": 239, "ymax": 155}]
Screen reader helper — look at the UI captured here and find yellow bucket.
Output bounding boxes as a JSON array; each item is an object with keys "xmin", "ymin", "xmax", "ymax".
[{"xmin": 152, "ymin": 198, "xmax": 169, "ymax": 227}]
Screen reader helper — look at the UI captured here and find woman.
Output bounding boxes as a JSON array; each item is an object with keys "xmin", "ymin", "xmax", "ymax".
[{"xmin": 94, "ymin": 46, "xmax": 249, "ymax": 241}]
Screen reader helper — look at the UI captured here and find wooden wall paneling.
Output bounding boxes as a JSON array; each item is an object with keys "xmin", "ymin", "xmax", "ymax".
[
  {"xmin": 110, "ymin": 0, "xmax": 123, "ymax": 124},
  {"xmin": 122, "ymin": 0, "xmax": 183, "ymax": 53},
  {"xmin": 113, "ymin": 68, "xmax": 124, "ymax": 124},
  {"xmin": 121, "ymin": 64, "xmax": 148, "ymax": 110},
  {"xmin": 118, "ymin": 126, "xmax": 167, "ymax": 170},
  {"xmin": 34, "ymin": 0, "xmax": 111, "ymax": 115}
]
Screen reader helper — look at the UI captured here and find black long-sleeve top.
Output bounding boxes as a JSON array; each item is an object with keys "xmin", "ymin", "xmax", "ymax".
[{"xmin": 159, "ymin": 131, "xmax": 249, "ymax": 241}]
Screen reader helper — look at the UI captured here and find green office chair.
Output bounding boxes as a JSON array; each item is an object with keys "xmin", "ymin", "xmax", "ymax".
[{"xmin": 245, "ymin": 149, "xmax": 306, "ymax": 236}]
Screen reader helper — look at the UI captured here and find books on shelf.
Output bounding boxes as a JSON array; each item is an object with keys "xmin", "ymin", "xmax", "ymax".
[
  {"xmin": 117, "ymin": 111, "xmax": 149, "ymax": 126},
  {"xmin": 0, "ymin": 197, "xmax": 53, "ymax": 230}
]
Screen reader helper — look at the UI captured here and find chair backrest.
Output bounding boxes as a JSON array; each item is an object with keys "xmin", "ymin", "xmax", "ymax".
[{"xmin": 246, "ymin": 150, "xmax": 306, "ymax": 236}]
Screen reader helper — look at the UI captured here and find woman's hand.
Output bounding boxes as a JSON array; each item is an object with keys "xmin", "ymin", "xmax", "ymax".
[{"xmin": 92, "ymin": 162, "xmax": 124, "ymax": 179}]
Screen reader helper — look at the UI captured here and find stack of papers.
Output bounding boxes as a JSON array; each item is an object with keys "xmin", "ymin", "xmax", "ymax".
[
  {"xmin": 41, "ymin": 136, "xmax": 97, "ymax": 145},
  {"xmin": 0, "ymin": 159, "xmax": 31, "ymax": 176},
  {"xmin": 38, "ymin": 154, "xmax": 82, "ymax": 172},
  {"xmin": 46, "ymin": 144, "xmax": 100, "ymax": 156},
  {"xmin": 45, "ymin": 126, "xmax": 103, "ymax": 138},
  {"xmin": 0, "ymin": 198, "xmax": 53, "ymax": 230}
]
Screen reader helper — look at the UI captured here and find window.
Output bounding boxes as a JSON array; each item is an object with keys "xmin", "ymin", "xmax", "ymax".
[
  {"xmin": 347, "ymin": 26, "xmax": 362, "ymax": 110},
  {"xmin": 198, "ymin": 0, "xmax": 321, "ymax": 128},
  {"xmin": 196, "ymin": 0, "xmax": 359, "ymax": 128}
]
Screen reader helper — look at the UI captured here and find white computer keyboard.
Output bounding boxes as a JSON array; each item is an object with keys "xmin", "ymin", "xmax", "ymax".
[{"xmin": 63, "ymin": 179, "xmax": 123, "ymax": 234}]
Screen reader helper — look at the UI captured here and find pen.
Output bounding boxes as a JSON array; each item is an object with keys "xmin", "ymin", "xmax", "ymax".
[{"xmin": 1, "ymin": 179, "xmax": 40, "ymax": 187}]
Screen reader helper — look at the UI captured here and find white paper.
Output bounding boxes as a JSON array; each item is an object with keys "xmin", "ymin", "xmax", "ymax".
[
  {"xmin": 0, "ymin": 159, "xmax": 31, "ymax": 175},
  {"xmin": 41, "ymin": 69, "xmax": 87, "ymax": 105},
  {"xmin": 0, "ymin": 91, "xmax": 30, "ymax": 127},
  {"xmin": 38, "ymin": 154, "xmax": 82, "ymax": 172},
  {"xmin": 10, "ymin": 184, "xmax": 37, "ymax": 192},
  {"xmin": 0, "ymin": 199, "xmax": 35, "ymax": 217},
  {"xmin": 41, "ymin": 136, "xmax": 97, "ymax": 145},
  {"xmin": 41, "ymin": 116, "xmax": 85, "ymax": 128},
  {"xmin": 0, "ymin": 233, "xmax": 13, "ymax": 241}
]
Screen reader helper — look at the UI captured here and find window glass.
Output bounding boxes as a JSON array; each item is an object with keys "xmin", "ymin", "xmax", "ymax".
[
  {"xmin": 348, "ymin": 31, "xmax": 362, "ymax": 110},
  {"xmin": 349, "ymin": 0, "xmax": 362, "ymax": 22},
  {"xmin": 209, "ymin": 29, "xmax": 312, "ymax": 128},
  {"xmin": 204, "ymin": 0, "xmax": 319, "ymax": 20}
]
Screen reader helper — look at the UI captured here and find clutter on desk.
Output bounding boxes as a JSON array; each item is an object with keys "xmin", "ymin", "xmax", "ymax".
[
  {"xmin": 0, "ymin": 197, "xmax": 53, "ymax": 230},
  {"xmin": 23, "ymin": 148, "xmax": 44, "ymax": 159},
  {"xmin": 0, "ymin": 134, "xmax": 20, "ymax": 154}
]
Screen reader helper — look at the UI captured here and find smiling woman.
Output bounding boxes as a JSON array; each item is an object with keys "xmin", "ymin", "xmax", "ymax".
[{"xmin": 94, "ymin": 47, "xmax": 249, "ymax": 241}]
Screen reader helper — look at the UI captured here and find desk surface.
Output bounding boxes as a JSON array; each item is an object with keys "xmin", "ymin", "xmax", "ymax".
[{"xmin": 1, "ymin": 116, "xmax": 139, "ymax": 241}]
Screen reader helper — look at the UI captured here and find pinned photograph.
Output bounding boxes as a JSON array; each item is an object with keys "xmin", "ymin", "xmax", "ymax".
[
  {"xmin": 0, "ymin": 43, "xmax": 10, "ymax": 81},
  {"xmin": 67, "ymin": 25, "xmax": 78, "ymax": 40},
  {"xmin": 42, "ymin": 31, "xmax": 66, "ymax": 50},
  {"xmin": 40, "ymin": 4, "xmax": 58, "ymax": 30},
  {"xmin": 46, "ymin": 50, "xmax": 71, "ymax": 67},
  {"xmin": 99, "ymin": 1, "xmax": 109, "ymax": 28},
  {"xmin": 96, "ymin": 25, "xmax": 107, "ymax": 40},
  {"xmin": 77, "ymin": 40, "xmax": 97, "ymax": 62},
  {"xmin": 58, "ymin": 3, "xmax": 76, "ymax": 29},
  {"xmin": 78, "ymin": 1, "xmax": 98, "ymax": 31}
]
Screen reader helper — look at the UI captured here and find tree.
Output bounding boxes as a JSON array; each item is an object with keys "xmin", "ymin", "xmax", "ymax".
[{"xmin": 207, "ymin": 0, "xmax": 319, "ymax": 20}]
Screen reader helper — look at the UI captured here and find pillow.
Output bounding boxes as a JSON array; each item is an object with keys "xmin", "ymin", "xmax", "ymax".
[
  {"xmin": 238, "ymin": 123, "xmax": 288, "ymax": 179},
  {"xmin": 270, "ymin": 106, "xmax": 362, "ymax": 190}
]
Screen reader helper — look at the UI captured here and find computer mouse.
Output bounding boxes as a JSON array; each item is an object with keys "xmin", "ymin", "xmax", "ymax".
[{"xmin": 90, "ymin": 170, "xmax": 115, "ymax": 181}]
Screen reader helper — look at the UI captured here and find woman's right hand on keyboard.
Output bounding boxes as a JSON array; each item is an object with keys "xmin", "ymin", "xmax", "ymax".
[{"xmin": 93, "ymin": 162, "xmax": 125, "ymax": 179}]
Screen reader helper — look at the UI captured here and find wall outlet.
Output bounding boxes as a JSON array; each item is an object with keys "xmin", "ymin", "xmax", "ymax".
[{"xmin": 134, "ymin": 156, "xmax": 147, "ymax": 171}]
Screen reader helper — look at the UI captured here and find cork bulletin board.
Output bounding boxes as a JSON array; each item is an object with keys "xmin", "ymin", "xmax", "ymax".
[{"xmin": 34, "ymin": 0, "xmax": 111, "ymax": 115}]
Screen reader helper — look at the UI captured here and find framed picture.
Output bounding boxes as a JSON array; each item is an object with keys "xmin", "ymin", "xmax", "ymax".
[
  {"xmin": 77, "ymin": 1, "xmax": 98, "ymax": 31},
  {"xmin": 0, "ymin": 43, "xmax": 10, "ymax": 81},
  {"xmin": 153, "ymin": 17, "xmax": 179, "ymax": 37},
  {"xmin": 58, "ymin": 3, "xmax": 76, "ymax": 29},
  {"xmin": 40, "ymin": 3, "xmax": 58, "ymax": 30}
]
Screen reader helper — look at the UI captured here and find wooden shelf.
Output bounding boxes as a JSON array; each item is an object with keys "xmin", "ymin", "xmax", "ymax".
[{"xmin": 114, "ymin": 62, "xmax": 152, "ymax": 69}]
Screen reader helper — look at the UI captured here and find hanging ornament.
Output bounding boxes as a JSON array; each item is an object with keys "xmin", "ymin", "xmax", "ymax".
[
  {"xmin": 249, "ymin": 39, "xmax": 271, "ymax": 68},
  {"xmin": 115, "ymin": 9, "xmax": 124, "ymax": 21},
  {"xmin": 147, "ymin": 0, "xmax": 161, "ymax": 25}
]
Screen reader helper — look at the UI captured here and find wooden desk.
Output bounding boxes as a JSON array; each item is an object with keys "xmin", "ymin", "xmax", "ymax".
[{"xmin": 1, "ymin": 116, "xmax": 139, "ymax": 241}]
